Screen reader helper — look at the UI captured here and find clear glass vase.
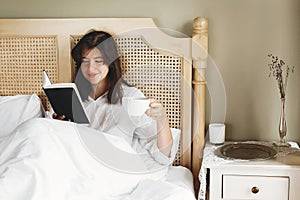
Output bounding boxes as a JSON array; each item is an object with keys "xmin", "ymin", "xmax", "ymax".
[{"xmin": 275, "ymin": 98, "xmax": 290, "ymax": 147}]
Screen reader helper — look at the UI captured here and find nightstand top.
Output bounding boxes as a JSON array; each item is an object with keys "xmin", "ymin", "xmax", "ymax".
[{"xmin": 202, "ymin": 141, "xmax": 300, "ymax": 168}]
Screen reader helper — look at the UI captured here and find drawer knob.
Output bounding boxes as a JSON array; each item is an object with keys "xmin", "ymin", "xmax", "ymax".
[{"xmin": 251, "ymin": 186, "xmax": 259, "ymax": 194}]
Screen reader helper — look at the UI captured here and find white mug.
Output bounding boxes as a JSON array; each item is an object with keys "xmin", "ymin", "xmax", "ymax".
[
  {"xmin": 123, "ymin": 97, "xmax": 150, "ymax": 116},
  {"xmin": 209, "ymin": 123, "xmax": 225, "ymax": 144}
]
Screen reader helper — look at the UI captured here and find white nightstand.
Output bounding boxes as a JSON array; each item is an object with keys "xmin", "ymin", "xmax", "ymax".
[{"xmin": 198, "ymin": 141, "xmax": 300, "ymax": 200}]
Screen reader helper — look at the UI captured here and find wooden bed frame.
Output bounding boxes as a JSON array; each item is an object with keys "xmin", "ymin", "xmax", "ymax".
[{"xmin": 0, "ymin": 17, "xmax": 208, "ymax": 193}]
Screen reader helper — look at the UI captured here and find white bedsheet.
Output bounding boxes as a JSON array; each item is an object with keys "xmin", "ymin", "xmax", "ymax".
[{"xmin": 0, "ymin": 118, "xmax": 195, "ymax": 200}]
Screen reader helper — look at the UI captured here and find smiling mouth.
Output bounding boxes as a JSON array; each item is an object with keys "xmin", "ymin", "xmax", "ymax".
[{"xmin": 87, "ymin": 73, "xmax": 98, "ymax": 78}]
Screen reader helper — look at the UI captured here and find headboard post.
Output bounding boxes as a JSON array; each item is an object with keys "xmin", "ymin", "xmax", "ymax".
[{"xmin": 191, "ymin": 16, "xmax": 208, "ymax": 193}]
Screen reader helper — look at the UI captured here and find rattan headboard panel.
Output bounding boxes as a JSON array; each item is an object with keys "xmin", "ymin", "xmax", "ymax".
[
  {"xmin": 117, "ymin": 36, "xmax": 183, "ymax": 166},
  {"xmin": 71, "ymin": 35, "xmax": 183, "ymax": 165},
  {"xmin": 116, "ymin": 36, "xmax": 182, "ymax": 129},
  {"xmin": 0, "ymin": 36, "xmax": 58, "ymax": 109}
]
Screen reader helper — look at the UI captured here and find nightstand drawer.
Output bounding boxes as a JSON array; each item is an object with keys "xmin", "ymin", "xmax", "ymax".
[{"xmin": 222, "ymin": 175, "xmax": 289, "ymax": 200}]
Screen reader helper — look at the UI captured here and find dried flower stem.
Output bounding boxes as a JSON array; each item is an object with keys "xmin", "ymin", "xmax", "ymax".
[{"xmin": 268, "ymin": 54, "xmax": 295, "ymax": 99}]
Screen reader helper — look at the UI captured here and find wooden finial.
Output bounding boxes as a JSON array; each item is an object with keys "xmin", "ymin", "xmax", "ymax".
[{"xmin": 193, "ymin": 17, "xmax": 208, "ymax": 36}]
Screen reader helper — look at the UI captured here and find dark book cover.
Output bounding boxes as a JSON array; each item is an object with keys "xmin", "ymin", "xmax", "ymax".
[
  {"xmin": 42, "ymin": 70, "xmax": 89, "ymax": 124},
  {"xmin": 43, "ymin": 87, "xmax": 90, "ymax": 124}
]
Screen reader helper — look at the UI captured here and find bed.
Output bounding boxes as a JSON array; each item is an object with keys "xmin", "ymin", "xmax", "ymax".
[{"xmin": 0, "ymin": 17, "xmax": 208, "ymax": 199}]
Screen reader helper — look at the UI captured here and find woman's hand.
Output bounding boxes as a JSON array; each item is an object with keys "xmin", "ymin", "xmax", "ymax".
[
  {"xmin": 146, "ymin": 99, "xmax": 172, "ymax": 157},
  {"xmin": 146, "ymin": 99, "xmax": 168, "ymax": 122},
  {"xmin": 52, "ymin": 113, "xmax": 71, "ymax": 121}
]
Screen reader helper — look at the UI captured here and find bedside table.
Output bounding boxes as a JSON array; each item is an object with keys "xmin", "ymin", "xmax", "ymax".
[{"xmin": 198, "ymin": 141, "xmax": 300, "ymax": 200}]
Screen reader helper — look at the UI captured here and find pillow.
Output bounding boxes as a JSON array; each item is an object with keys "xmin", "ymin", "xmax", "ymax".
[{"xmin": 0, "ymin": 94, "xmax": 44, "ymax": 138}]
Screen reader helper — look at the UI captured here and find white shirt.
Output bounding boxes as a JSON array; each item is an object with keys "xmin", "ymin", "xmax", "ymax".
[{"xmin": 83, "ymin": 84, "xmax": 180, "ymax": 170}]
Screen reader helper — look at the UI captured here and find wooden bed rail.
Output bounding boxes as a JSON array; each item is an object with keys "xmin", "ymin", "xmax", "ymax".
[{"xmin": 192, "ymin": 16, "xmax": 208, "ymax": 193}]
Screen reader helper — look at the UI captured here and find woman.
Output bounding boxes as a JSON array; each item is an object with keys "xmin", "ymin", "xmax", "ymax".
[{"xmin": 54, "ymin": 30, "xmax": 179, "ymax": 168}]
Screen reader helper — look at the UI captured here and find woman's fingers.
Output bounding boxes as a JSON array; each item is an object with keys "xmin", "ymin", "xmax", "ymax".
[
  {"xmin": 52, "ymin": 113, "xmax": 57, "ymax": 118},
  {"xmin": 57, "ymin": 115, "xmax": 66, "ymax": 120},
  {"xmin": 146, "ymin": 99, "xmax": 167, "ymax": 120},
  {"xmin": 52, "ymin": 112, "xmax": 67, "ymax": 121}
]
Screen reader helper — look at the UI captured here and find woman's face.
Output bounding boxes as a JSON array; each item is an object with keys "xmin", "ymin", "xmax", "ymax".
[{"xmin": 80, "ymin": 47, "xmax": 109, "ymax": 87}]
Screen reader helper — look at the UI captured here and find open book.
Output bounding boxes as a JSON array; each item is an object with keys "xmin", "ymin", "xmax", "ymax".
[{"xmin": 42, "ymin": 70, "xmax": 90, "ymax": 124}]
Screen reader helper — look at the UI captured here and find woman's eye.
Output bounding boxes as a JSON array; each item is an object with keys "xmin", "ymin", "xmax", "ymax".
[
  {"xmin": 95, "ymin": 59, "xmax": 104, "ymax": 64},
  {"xmin": 82, "ymin": 60, "xmax": 89, "ymax": 64}
]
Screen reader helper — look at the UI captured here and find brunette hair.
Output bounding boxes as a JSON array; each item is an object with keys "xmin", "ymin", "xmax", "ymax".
[{"xmin": 71, "ymin": 30, "xmax": 123, "ymax": 104}]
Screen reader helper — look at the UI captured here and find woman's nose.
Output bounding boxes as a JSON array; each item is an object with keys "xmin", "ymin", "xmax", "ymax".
[{"xmin": 87, "ymin": 61, "xmax": 95, "ymax": 70}]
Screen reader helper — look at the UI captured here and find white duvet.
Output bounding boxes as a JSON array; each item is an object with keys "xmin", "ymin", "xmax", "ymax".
[{"xmin": 0, "ymin": 118, "xmax": 195, "ymax": 200}]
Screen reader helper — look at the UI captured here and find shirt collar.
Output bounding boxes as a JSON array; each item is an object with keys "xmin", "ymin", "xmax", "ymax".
[{"xmin": 87, "ymin": 91, "xmax": 108, "ymax": 102}]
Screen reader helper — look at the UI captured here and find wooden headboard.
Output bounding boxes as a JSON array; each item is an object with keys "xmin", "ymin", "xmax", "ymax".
[{"xmin": 0, "ymin": 17, "xmax": 208, "ymax": 189}]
